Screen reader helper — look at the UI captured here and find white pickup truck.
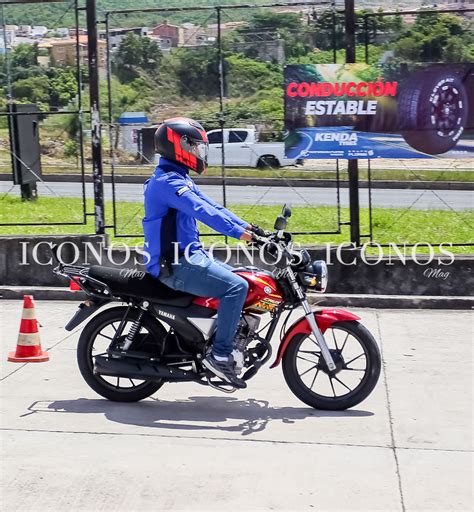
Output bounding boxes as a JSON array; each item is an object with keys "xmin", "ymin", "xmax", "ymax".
[{"xmin": 207, "ymin": 128, "xmax": 298, "ymax": 168}]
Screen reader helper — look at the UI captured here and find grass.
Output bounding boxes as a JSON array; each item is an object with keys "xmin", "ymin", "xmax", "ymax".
[
  {"xmin": 0, "ymin": 196, "xmax": 472, "ymax": 254},
  {"xmin": 1, "ymin": 160, "xmax": 473, "ymax": 182}
]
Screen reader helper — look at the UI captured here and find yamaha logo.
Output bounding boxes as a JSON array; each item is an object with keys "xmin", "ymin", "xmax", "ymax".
[
  {"xmin": 264, "ymin": 286, "xmax": 272, "ymax": 294},
  {"xmin": 158, "ymin": 310, "xmax": 175, "ymax": 320}
]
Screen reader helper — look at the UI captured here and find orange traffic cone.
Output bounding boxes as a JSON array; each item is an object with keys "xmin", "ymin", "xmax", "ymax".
[{"xmin": 8, "ymin": 295, "xmax": 49, "ymax": 363}]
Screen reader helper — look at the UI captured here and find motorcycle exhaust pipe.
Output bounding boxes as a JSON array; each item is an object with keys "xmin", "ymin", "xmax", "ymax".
[{"xmin": 94, "ymin": 355, "xmax": 198, "ymax": 383}]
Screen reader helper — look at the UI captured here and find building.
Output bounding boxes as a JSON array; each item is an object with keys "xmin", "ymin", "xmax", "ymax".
[
  {"xmin": 98, "ymin": 26, "xmax": 149, "ymax": 51},
  {"xmin": 55, "ymin": 28, "xmax": 70, "ymax": 38},
  {"xmin": 444, "ymin": 0, "xmax": 474, "ymax": 17},
  {"xmin": 69, "ymin": 28, "xmax": 87, "ymax": 38},
  {"xmin": 180, "ymin": 22, "xmax": 208, "ymax": 46},
  {"xmin": 117, "ymin": 112, "xmax": 150, "ymax": 155},
  {"xmin": 148, "ymin": 34, "xmax": 173, "ymax": 52},
  {"xmin": 17, "ymin": 25, "xmax": 32, "ymax": 37},
  {"xmin": 0, "ymin": 26, "xmax": 17, "ymax": 52},
  {"xmin": 206, "ymin": 21, "xmax": 246, "ymax": 38},
  {"xmin": 32, "ymin": 26, "xmax": 48, "ymax": 38},
  {"xmin": 46, "ymin": 35, "xmax": 106, "ymax": 68},
  {"xmin": 151, "ymin": 21, "xmax": 179, "ymax": 47}
]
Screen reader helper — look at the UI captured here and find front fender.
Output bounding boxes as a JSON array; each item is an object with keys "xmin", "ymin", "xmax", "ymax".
[{"xmin": 270, "ymin": 308, "xmax": 360, "ymax": 368}]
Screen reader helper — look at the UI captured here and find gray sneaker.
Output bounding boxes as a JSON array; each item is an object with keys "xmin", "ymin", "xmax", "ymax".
[{"xmin": 202, "ymin": 353, "xmax": 247, "ymax": 389}]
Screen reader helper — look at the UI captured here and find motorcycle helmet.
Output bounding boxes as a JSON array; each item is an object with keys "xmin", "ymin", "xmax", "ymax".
[{"xmin": 154, "ymin": 117, "xmax": 209, "ymax": 174}]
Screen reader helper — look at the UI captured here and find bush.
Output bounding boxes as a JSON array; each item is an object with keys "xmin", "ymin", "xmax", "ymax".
[{"xmin": 63, "ymin": 139, "xmax": 79, "ymax": 159}]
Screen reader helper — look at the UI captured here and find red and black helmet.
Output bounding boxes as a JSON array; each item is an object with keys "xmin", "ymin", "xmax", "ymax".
[{"xmin": 154, "ymin": 117, "xmax": 209, "ymax": 174}]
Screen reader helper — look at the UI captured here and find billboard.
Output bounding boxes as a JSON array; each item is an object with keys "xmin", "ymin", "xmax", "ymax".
[{"xmin": 284, "ymin": 63, "xmax": 474, "ymax": 159}]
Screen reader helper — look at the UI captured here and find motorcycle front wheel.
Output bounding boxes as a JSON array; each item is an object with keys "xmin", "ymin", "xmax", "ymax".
[
  {"xmin": 282, "ymin": 321, "xmax": 381, "ymax": 410},
  {"xmin": 77, "ymin": 306, "xmax": 166, "ymax": 402}
]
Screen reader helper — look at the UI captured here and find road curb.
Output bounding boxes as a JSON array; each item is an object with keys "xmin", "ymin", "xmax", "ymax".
[
  {"xmin": 0, "ymin": 286, "xmax": 472, "ymax": 309},
  {"xmin": 308, "ymin": 293, "xmax": 473, "ymax": 309},
  {"xmin": 1, "ymin": 173, "xmax": 472, "ymax": 190}
]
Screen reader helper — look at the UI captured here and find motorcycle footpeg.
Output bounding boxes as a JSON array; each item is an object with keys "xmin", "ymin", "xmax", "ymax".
[{"xmin": 206, "ymin": 376, "xmax": 236, "ymax": 394}]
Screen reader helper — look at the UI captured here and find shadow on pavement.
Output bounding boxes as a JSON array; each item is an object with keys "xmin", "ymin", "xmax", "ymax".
[{"xmin": 25, "ymin": 396, "xmax": 373, "ymax": 436}]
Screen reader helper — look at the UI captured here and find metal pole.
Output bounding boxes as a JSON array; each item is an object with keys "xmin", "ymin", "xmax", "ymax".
[
  {"xmin": 1, "ymin": 5, "xmax": 13, "ymax": 103},
  {"xmin": 216, "ymin": 6, "xmax": 227, "ymax": 208},
  {"xmin": 105, "ymin": 14, "xmax": 118, "ymax": 237},
  {"xmin": 86, "ymin": 0, "xmax": 105, "ymax": 234},
  {"xmin": 331, "ymin": 2, "xmax": 337, "ymax": 63},
  {"xmin": 345, "ymin": 0, "xmax": 360, "ymax": 246},
  {"xmin": 364, "ymin": 14, "xmax": 369, "ymax": 64},
  {"xmin": 75, "ymin": 0, "xmax": 87, "ymax": 223}
]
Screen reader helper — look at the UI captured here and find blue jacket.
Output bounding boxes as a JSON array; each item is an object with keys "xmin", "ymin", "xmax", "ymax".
[{"xmin": 143, "ymin": 157, "xmax": 248, "ymax": 276}]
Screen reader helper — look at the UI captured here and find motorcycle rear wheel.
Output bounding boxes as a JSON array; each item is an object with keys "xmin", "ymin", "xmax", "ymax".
[
  {"xmin": 282, "ymin": 321, "xmax": 381, "ymax": 410},
  {"xmin": 77, "ymin": 306, "xmax": 166, "ymax": 402}
]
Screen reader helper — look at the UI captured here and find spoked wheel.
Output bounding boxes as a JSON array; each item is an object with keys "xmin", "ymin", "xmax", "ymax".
[
  {"xmin": 77, "ymin": 307, "xmax": 166, "ymax": 402},
  {"xmin": 282, "ymin": 321, "xmax": 381, "ymax": 410}
]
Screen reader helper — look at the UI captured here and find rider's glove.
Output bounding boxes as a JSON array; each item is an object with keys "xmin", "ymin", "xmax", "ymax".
[
  {"xmin": 250, "ymin": 224, "xmax": 272, "ymax": 238},
  {"xmin": 247, "ymin": 232, "xmax": 268, "ymax": 248}
]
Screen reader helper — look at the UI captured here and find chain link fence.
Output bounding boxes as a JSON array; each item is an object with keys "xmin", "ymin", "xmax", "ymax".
[{"xmin": 0, "ymin": 1, "xmax": 472, "ymax": 251}]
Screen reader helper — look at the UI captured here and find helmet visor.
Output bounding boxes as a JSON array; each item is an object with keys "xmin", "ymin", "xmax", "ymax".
[{"xmin": 181, "ymin": 136, "xmax": 209, "ymax": 161}]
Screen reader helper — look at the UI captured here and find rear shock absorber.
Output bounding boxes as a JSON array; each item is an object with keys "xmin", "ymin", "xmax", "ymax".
[{"xmin": 121, "ymin": 309, "xmax": 144, "ymax": 351}]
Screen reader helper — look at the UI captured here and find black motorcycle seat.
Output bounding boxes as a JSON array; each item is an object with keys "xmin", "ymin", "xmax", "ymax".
[{"xmin": 88, "ymin": 266, "xmax": 194, "ymax": 306}]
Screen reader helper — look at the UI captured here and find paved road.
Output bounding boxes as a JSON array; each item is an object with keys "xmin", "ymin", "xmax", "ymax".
[
  {"xmin": 1, "ymin": 181, "xmax": 473, "ymax": 210},
  {"xmin": 1, "ymin": 302, "xmax": 472, "ymax": 511}
]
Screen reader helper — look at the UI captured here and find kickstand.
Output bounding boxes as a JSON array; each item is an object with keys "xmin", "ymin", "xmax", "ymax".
[{"xmin": 206, "ymin": 376, "xmax": 236, "ymax": 394}]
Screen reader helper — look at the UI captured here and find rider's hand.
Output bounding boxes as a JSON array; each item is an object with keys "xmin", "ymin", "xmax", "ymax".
[
  {"xmin": 242, "ymin": 231, "xmax": 269, "ymax": 247},
  {"xmin": 240, "ymin": 230, "xmax": 254, "ymax": 242},
  {"xmin": 250, "ymin": 224, "xmax": 272, "ymax": 238}
]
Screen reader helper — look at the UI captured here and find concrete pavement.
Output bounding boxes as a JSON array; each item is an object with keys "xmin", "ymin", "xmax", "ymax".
[
  {"xmin": 1, "ymin": 301, "xmax": 472, "ymax": 511},
  {"xmin": 1, "ymin": 181, "xmax": 473, "ymax": 210}
]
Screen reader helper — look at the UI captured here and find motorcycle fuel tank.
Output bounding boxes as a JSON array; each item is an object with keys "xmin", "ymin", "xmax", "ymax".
[{"xmin": 192, "ymin": 271, "xmax": 283, "ymax": 314}]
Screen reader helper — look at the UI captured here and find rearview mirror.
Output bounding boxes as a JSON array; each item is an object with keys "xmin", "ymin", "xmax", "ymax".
[
  {"xmin": 274, "ymin": 215, "xmax": 287, "ymax": 231},
  {"xmin": 282, "ymin": 204, "xmax": 292, "ymax": 219}
]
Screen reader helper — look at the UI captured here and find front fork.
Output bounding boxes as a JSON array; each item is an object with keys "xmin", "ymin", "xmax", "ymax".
[{"xmin": 286, "ymin": 267, "xmax": 336, "ymax": 372}]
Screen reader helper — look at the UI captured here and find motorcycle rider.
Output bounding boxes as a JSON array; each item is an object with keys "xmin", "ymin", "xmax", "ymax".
[{"xmin": 143, "ymin": 117, "xmax": 265, "ymax": 389}]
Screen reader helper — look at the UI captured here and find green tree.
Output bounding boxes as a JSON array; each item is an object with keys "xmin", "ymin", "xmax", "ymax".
[
  {"xmin": 114, "ymin": 33, "xmax": 162, "ymax": 83},
  {"xmin": 246, "ymin": 11, "xmax": 303, "ymax": 33},
  {"xmin": 139, "ymin": 36, "xmax": 162, "ymax": 72},
  {"xmin": 394, "ymin": 13, "xmax": 470, "ymax": 62},
  {"xmin": 11, "ymin": 76, "xmax": 49, "ymax": 103},
  {"xmin": 48, "ymin": 67, "xmax": 78, "ymax": 107},
  {"xmin": 226, "ymin": 54, "xmax": 281, "ymax": 97},
  {"xmin": 11, "ymin": 43, "xmax": 38, "ymax": 68},
  {"xmin": 234, "ymin": 11, "xmax": 311, "ymax": 61},
  {"xmin": 311, "ymin": 10, "xmax": 345, "ymax": 51},
  {"xmin": 169, "ymin": 47, "xmax": 219, "ymax": 99}
]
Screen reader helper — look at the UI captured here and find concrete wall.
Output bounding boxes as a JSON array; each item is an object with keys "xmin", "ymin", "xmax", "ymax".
[
  {"xmin": 0, "ymin": 235, "xmax": 108, "ymax": 287},
  {"xmin": 0, "ymin": 235, "xmax": 472, "ymax": 296}
]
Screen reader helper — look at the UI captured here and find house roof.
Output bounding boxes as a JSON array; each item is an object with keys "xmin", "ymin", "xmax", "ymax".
[{"xmin": 153, "ymin": 22, "xmax": 179, "ymax": 30}]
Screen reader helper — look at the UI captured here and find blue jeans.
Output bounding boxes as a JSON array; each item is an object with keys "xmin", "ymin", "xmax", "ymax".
[{"xmin": 158, "ymin": 251, "xmax": 249, "ymax": 357}]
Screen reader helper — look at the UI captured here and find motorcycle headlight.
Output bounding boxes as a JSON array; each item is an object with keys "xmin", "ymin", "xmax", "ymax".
[{"xmin": 299, "ymin": 260, "xmax": 328, "ymax": 293}]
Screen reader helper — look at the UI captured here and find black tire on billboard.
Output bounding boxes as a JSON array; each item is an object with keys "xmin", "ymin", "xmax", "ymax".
[{"xmin": 398, "ymin": 70, "xmax": 468, "ymax": 155}]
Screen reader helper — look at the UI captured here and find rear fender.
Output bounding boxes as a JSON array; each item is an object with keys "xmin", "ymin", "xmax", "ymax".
[
  {"xmin": 65, "ymin": 299, "xmax": 109, "ymax": 331},
  {"xmin": 270, "ymin": 308, "xmax": 360, "ymax": 368}
]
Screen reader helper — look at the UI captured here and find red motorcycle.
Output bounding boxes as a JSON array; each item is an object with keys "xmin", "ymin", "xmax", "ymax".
[{"xmin": 54, "ymin": 206, "xmax": 381, "ymax": 410}]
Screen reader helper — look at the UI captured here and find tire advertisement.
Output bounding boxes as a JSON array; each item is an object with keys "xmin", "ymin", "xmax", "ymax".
[{"xmin": 284, "ymin": 63, "xmax": 474, "ymax": 159}]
